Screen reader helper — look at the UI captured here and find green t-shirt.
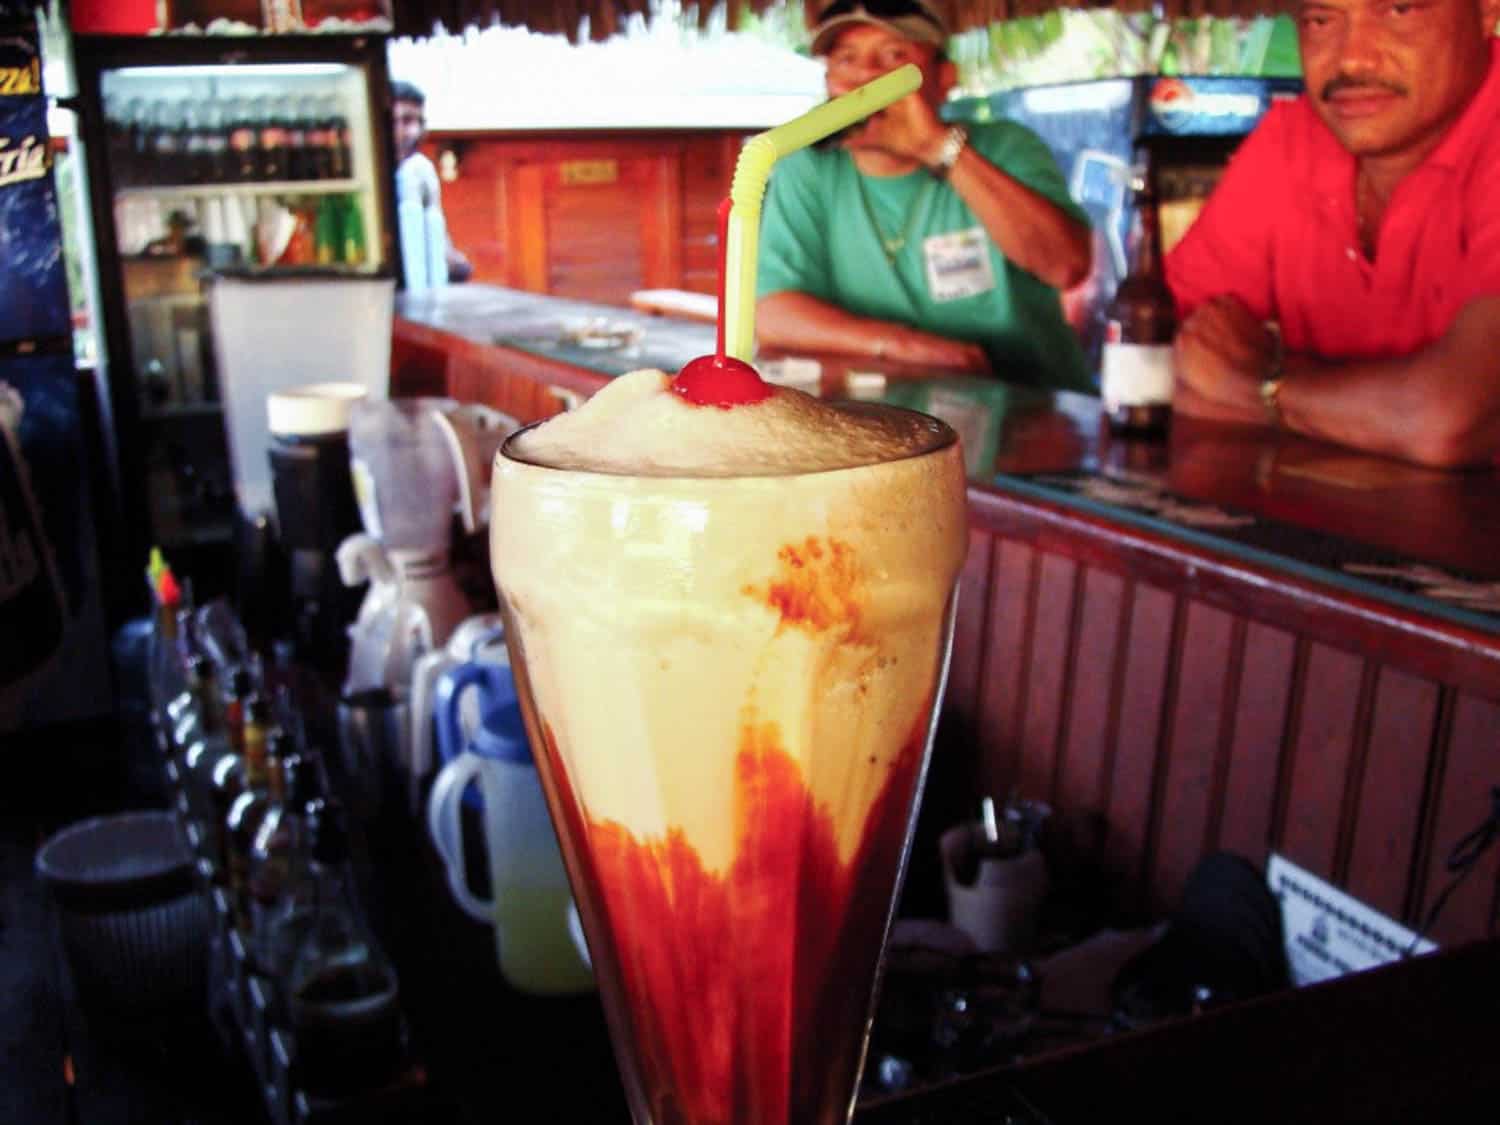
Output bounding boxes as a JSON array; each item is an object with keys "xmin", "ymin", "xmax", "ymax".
[{"xmin": 757, "ymin": 121, "xmax": 1094, "ymax": 394}]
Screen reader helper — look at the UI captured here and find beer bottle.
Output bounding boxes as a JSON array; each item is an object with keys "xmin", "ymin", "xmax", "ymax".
[{"xmin": 1101, "ymin": 147, "xmax": 1177, "ymax": 437}]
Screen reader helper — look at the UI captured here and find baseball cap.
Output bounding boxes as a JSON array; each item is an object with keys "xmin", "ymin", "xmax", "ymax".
[{"xmin": 810, "ymin": 0, "xmax": 950, "ymax": 56}]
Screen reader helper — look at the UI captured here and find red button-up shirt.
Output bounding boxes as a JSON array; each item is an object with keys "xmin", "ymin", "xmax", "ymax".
[{"xmin": 1166, "ymin": 39, "xmax": 1500, "ymax": 360}]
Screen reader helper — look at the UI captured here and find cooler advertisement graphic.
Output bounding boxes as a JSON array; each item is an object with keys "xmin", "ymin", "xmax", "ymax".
[
  {"xmin": 0, "ymin": 22, "xmax": 111, "ymax": 731},
  {"xmin": 1144, "ymin": 76, "xmax": 1303, "ymax": 137},
  {"xmin": 0, "ymin": 31, "xmax": 70, "ymax": 344},
  {"xmin": 0, "ymin": 355, "xmax": 73, "ymax": 726}
]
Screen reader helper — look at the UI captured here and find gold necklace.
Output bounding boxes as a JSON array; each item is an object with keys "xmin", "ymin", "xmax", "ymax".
[{"xmin": 856, "ymin": 174, "xmax": 936, "ymax": 263}]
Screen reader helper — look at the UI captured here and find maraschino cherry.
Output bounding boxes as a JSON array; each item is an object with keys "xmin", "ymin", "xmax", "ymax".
[
  {"xmin": 673, "ymin": 353, "xmax": 771, "ymax": 408},
  {"xmin": 671, "ymin": 197, "xmax": 773, "ymax": 409}
]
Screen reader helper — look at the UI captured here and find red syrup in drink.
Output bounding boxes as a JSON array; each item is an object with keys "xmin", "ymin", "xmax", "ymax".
[{"xmin": 526, "ymin": 535, "xmax": 937, "ymax": 1124}]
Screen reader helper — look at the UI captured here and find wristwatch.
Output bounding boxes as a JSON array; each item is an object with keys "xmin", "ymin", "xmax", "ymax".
[{"xmin": 930, "ymin": 126, "xmax": 969, "ymax": 180}]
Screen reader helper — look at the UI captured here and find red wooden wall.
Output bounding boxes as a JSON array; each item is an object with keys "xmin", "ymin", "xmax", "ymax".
[
  {"xmin": 426, "ymin": 130, "xmax": 745, "ymax": 305},
  {"xmin": 945, "ymin": 502, "xmax": 1500, "ymax": 948}
]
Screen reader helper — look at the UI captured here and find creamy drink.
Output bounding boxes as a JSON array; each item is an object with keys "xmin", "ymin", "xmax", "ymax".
[{"xmin": 491, "ymin": 368, "xmax": 967, "ymax": 1124}]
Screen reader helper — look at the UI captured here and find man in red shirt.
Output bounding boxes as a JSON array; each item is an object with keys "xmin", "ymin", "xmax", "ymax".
[{"xmin": 1166, "ymin": 0, "xmax": 1500, "ymax": 468}]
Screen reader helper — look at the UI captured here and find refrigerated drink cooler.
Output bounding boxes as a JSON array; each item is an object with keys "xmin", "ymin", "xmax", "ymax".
[{"xmin": 70, "ymin": 32, "xmax": 398, "ymax": 603}]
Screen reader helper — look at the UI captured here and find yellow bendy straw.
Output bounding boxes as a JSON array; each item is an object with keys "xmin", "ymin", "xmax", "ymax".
[{"xmin": 723, "ymin": 63, "xmax": 923, "ymax": 362}]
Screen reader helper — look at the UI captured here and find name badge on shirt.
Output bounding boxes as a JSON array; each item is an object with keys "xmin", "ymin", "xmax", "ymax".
[{"xmin": 923, "ymin": 227, "xmax": 996, "ymax": 303}]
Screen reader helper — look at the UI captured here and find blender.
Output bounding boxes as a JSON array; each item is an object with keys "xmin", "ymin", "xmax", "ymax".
[
  {"xmin": 334, "ymin": 397, "xmax": 516, "ymax": 813},
  {"xmin": 338, "ymin": 397, "xmax": 518, "ymax": 696}
]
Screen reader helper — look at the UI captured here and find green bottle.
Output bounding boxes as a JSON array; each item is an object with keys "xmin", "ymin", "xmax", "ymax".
[
  {"xmin": 314, "ymin": 194, "xmax": 341, "ymax": 265},
  {"xmin": 341, "ymin": 195, "xmax": 366, "ymax": 267}
]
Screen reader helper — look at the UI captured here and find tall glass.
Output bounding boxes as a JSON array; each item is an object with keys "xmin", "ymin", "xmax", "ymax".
[{"xmin": 490, "ymin": 404, "xmax": 968, "ymax": 1124}]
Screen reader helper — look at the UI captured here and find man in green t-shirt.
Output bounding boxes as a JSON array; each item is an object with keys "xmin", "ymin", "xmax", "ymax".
[{"xmin": 757, "ymin": 0, "xmax": 1094, "ymax": 392}]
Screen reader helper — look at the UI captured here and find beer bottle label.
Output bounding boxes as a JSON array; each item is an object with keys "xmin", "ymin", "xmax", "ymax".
[{"xmin": 1101, "ymin": 334, "xmax": 1174, "ymax": 412}]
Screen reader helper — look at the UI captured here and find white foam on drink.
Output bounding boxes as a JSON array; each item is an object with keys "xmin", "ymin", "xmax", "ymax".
[{"xmin": 508, "ymin": 369, "xmax": 948, "ymax": 477}]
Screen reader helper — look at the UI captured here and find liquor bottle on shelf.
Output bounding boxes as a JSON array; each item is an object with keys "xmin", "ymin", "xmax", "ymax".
[
  {"xmin": 248, "ymin": 752, "xmax": 324, "ymax": 979},
  {"xmin": 285, "ymin": 799, "xmax": 404, "ymax": 1099},
  {"xmin": 185, "ymin": 662, "xmax": 254, "ymax": 877},
  {"xmin": 163, "ymin": 601, "xmax": 204, "ymax": 732},
  {"xmin": 147, "ymin": 568, "xmax": 188, "ymax": 717},
  {"xmin": 211, "ymin": 696, "xmax": 270, "ymax": 888},
  {"xmin": 169, "ymin": 651, "xmax": 219, "ymax": 840},
  {"xmin": 170, "ymin": 651, "xmax": 218, "ymax": 759},
  {"xmin": 1101, "ymin": 146, "xmax": 1178, "ymax": 438},
  {"xmin": 227, "ymin": 724, "xmax": 289, "ymax": 933}
]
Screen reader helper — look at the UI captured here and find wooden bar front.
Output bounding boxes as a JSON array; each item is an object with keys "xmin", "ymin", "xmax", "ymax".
[{"xmin": 394, "ymin": 285, "xmax": 1500, "ymax": 948}]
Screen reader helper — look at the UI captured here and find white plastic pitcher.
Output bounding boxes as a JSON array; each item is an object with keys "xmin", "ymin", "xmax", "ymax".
[{"xmin": 425, "ymin": 659, "xmax": 593, "ymax": 996}]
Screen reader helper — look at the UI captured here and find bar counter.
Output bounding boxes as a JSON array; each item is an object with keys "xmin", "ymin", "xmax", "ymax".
[{"xmin": 394, "ymin": 283, "xmax": 1500, "ymax": 951}]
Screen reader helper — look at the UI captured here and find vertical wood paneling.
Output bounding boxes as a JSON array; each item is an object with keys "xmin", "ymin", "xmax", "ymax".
[
  {"xmin": 434, "ymin": 131, "xmax": 747, "ymax": 298},
  {"xmin": 976, "ymin": 540, "xmax": 1036, "ymax": 800},
  {"xmin": 946, "ymin": 530, "xmax": 995, "ymax": 725},
  {"xmin": 544, "ymin": 161, "xmax": 649, "ymax": 301},
  {"xmin": 1420, "ymin": 694, "xmax": 1500, "ymax": 946},
  {"xmin": 1103, "ymin": 582, "xmax": 1175, "ymax": 909},
  {"xmin": 1152, "ymin": 600, "xmax": 1236, "ymax": 907},
  {"xmin": 508, "ymin": 164, "xmax": 548, "ymax": 292},
  {"xmin": 1279, "ymin": 643, "xmax": 1364, "ymax": 879},
  {"xmin": 1056, "ymin": 567, "xmax": 1127, "ymax": 819},
  {"xmin": 1217, "ymin": 622, "xmax": 1296, "ymax": 864},
  {"xmin": 1345, "ymin": 669, "xmax": 1440, "ymax": 922},
  {"xmin": 640, "ymin": 154, "xmax": 683, "ymax": 289},
  {"xmin": 432, "ymin": 142, "xmax": 508, "ymax": 281},
  {"xmin": 1018, "ymin": 554, "xmax": 1077, "ymax": 804}
]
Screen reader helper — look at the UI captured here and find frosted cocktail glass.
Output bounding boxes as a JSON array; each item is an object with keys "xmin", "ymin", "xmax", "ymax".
[{"xmin": 490, "ymin": 400, "xmax": 968, "ymax": 1124}]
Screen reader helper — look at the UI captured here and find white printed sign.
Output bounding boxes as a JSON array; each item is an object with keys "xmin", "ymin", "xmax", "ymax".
[{"xmin": 1267, "ymin": 853, "xmax": 1436, "ymax": 987}]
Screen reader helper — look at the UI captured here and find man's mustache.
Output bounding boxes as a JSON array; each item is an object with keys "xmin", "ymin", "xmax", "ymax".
[{"xmin": 1320, "ymin": 75, "xmax": 1408, "ymax": 101}]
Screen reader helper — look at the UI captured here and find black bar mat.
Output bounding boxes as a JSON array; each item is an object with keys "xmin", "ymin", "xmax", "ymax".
[{"xmin": 997, "ymin": 470, "xmax": 1500, "ymax": 634}]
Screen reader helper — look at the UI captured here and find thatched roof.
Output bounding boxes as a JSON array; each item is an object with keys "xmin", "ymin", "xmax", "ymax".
[{"xmin": 394, "ymin": 1, "xmax": 1300, "ymax": 43}]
